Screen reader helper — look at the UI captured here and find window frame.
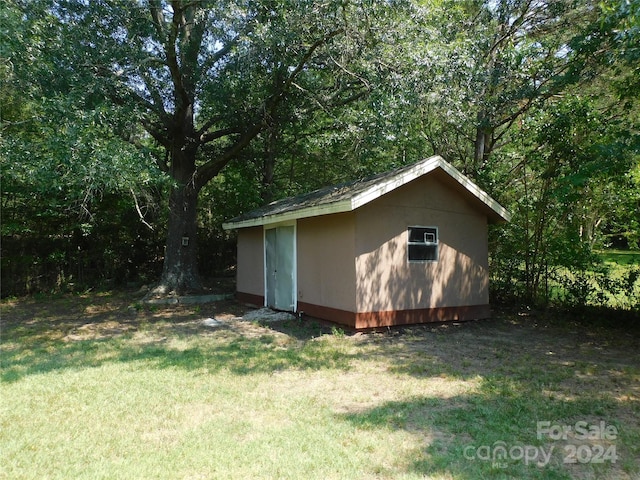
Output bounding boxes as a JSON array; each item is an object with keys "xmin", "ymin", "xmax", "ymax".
[{"xmin": 407, "ymin": 226, "xmax": 439, "ymax": 263}]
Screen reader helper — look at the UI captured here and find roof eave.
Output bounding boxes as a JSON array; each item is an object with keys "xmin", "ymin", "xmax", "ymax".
[
  {"xmin": 222, "ymin": 155, "xmax": 512, "ymax": 229},
  {"xmin": 222, "ymin": 199, "xmax": 353, "ymax": 230},
  {"xmin": 351, "ymin": 155, "xmax": 442, "ymax": 210},
  {"xmin": 436, "ymin": 159, "xmax": 511, "ymax": 223}
]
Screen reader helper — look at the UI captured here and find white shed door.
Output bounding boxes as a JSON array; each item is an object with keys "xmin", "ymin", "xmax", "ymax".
[{"xmin": 265, "ymin": 225, "xmax": 295, "ymax": 311}]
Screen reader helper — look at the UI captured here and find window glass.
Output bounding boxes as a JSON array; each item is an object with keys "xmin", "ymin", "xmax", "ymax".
[{"xmin": 408, "ymin": 226, "xmax": 438, "ymax": 262}]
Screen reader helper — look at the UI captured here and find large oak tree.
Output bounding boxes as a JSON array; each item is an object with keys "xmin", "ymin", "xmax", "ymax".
[{"xmin": 15, "ymin": 0, "xmax": 377, "ymax": 294}]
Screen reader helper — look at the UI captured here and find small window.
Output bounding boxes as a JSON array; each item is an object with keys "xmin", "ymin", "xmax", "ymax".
[{"xmin": 408, "ymin": 226, "xmax": 438, "ymax": 262}]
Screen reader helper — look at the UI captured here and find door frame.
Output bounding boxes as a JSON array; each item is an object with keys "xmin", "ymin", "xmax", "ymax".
[{"xmin": 263, "ymin": 221, "xmax": 297, "ymax": 312}]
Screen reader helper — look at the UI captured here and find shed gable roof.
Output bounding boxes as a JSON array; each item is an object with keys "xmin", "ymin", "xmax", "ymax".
[{"xmin": 222, "ymin": 155, "xmax": 511, "ymax": 229}]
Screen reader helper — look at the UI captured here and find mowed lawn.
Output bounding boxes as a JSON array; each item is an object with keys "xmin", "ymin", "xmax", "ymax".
[{"xmin": 1, "ymin": 292, "xmax": 639, "ymax": 479}]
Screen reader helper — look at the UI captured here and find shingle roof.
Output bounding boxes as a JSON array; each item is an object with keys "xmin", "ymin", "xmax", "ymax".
[{"xmin": 222, "ymin": 155, "xmax": 511, "ymax": 229}]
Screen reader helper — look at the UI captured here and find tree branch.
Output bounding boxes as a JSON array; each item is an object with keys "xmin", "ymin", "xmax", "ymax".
[
  {"xmin": 259, "ymin": 28, "xmax": 345, "ymax": 126},
  {"xmin": 177, "ymin": 2, "xmax": 206, "ymax": 91},
  {"xmin": 196, "ymin": 124, "xmax": 264, "ymax": 189},
  {"xmin": 280, "ymin": 29, "xmax": 345, "ymax": 98},
  {"xmin": 484, "ymin": 0, "xmax": 533, "ymax": 61},
  {"xmin": 199, "ymin": 126, "xmax": 242, "ymax": 144},
  {"xmin": 165, "ymin": 1, "xmax": 189, "ymax": 109},
  {"xmin": 130, "ymin": 187, "xmax": 155, "ymax": 231},
  {"xmin": 137, "ymin": 70, "xmax": 170, "ymax": 121},
  {"xmin": 196, "ymin": 114, "xmax": 226, "ymax": 138},
  {"xmin": 149, "ymin": 0, "xmax": 166, "ymax": 40}
]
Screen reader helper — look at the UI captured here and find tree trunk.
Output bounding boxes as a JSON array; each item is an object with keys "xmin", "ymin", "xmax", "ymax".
[
  {"xmin": 154, "ymin": 182, "xmax": 203, "ymax": 295},
  {"xmin": 152, "ymin": 145, "xmax": 204, "ymax": 296},
  {"xmin": 474, "ymin": 126, "xmax": 486, "ymax": 168},
  {"xmin": 473, "ymin": 123, "xmax": 493, "ymax": 172},
  {"xmin": 261, "ymin": 126, "xmax": 278, "ymax": 203}
]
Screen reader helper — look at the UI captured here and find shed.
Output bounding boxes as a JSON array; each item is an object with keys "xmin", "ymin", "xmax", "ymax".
[{"xmin": 222, "ymin": 155, "xmax": 511, "ymax": 329}]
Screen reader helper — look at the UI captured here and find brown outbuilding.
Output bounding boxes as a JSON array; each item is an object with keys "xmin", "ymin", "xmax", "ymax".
[{"xmin": 222, "ymin": 155, "xmax": 511, "ymax": 329}]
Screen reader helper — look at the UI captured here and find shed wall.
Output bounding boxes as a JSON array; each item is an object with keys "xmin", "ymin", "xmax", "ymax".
[
  {"xmin": 355, "ymin": 173, "xmax": 489, "ymax": 316},
  {"xmin": 296, "ymin": 212, "xmax": 357, "ymax": 319},
  {"xmin": 233, "ymin": 169, "xmax": 494, "ymax": 328},
  {"xmin": 236, "ymin": 226, "xmax": 264, "ymax": 305}
]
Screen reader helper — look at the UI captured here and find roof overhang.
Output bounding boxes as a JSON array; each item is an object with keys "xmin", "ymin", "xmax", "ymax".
[
  {"xmin": 222, "ymin": 199, "xmax": 353, "ymax": 230},
  {"xmin": 223, "ymin": 155, "xmax": 511, "ymax": 230}
]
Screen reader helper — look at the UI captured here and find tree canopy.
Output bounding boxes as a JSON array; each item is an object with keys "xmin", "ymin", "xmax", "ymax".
[
  {"xmin": 5, "ymin": 0, "xmax": 392, "ymax": 294},
  {"xmin": 2, "ymin": 0, "xmax": 638, "ymax": 305}
]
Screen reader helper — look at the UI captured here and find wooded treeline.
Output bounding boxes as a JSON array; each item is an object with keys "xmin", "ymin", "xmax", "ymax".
[{"xmin": 2, "ymin": 0, "xmax": 639, "ymax": 307}]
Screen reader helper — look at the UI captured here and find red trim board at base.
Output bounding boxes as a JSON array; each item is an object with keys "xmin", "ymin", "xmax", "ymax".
[
  {"xmin": 297, "ymin": 302, "xmax": 357, "ymax": 328},
  {"xmin": 297, "ymin": 302, "xmax": 490, "ymax": 329},
  {"xmin": 354, "ymin": 304, "xmax": 491, "ymax": 329},
  {"xmin": 236, "ymin": 291, "xmax": 264, "ymax": 307}
]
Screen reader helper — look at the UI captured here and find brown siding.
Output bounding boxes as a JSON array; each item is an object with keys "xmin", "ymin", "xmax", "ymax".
[
  {"xmin": 297, "ymin": 301, "xmax": 357, "ymax": 328},
  {"xmin": 236, "ymin": 226, "xmax": 264, "ymax": 301},
  {"xmin": 297, "ymin": 212, "xmax": 357, "ymax": 313},
  {"xmin": 355, "ymin": 173, "xmax": 489, "ymax": 313}
]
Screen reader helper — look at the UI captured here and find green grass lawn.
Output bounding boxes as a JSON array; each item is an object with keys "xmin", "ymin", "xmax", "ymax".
[
  {"xmin": 542, "ymin": 250, "xmax": 640, "ymax": 309},
  {"xmin": 599, "ymin": 249, "xmax": 640, "ymax": 267},
  {"xmin": 1, "ymin": 292, "xmax": 639, "ymax": 479}
]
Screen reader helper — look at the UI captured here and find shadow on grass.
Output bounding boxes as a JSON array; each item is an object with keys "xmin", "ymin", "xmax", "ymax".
[
  {"xmin": 252, "ymin": 317, "xmax": 341, "ymax": 341},
  {"xmin": 0, "ymin": 291, "xmax": 360, "ymax": 383},
  {"xmin": 0, "ymin": 325, "xmax": 358, "ymax": 383},
  {"xmin": 339, "ymin": 376, "xmax": 621, "ymax": 480},
  {"xmin": 3, "ymin": 295, "xmax": 639, "ymax": 389},
  {"xmin": 332, "ymin": 313, "xmax": 639, "ymax": 479},
  {"xmin": 3, "ymin": 294, "xmax": 639, "ymax": 479},
  {"xmin": 383, "ymin": 312, "xmax": 640, "ymax": 388}
]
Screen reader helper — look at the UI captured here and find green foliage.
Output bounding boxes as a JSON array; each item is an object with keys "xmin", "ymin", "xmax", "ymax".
[
  {"xmin": 2, "ymin": 0, "xmax": 638, "ymax": 306},
  {"xmin": 1, "ymin": 0, "xmax": 175, "ymax": 295},
  {"xmin": 489, "ymin": 90, "xmax": 639, "ymax": 305},
  {"xmin": 12, "ymin": 0, "xmax": 397, "ymax": 292},
  {"xmin": 0, "ymin": 96, "xmax": 168, "ymax": 294}
]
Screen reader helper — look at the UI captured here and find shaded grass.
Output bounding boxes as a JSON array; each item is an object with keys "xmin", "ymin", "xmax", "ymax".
[
  {"xmin": 1, "ymin": 292, "xmax": 639, "ymax": 479},
  {"xmin": 599, "ymin": 250, "xmax": 640, "ymax": 267},
  {"xmin": 1, "ymin": 331, "xmax": 353, "ymax": 383}
]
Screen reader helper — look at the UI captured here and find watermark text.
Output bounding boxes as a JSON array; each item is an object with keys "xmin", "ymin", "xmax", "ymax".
[{"xmin": 462, "ymin": 420, "xmax": 618, "ymax": 469}]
